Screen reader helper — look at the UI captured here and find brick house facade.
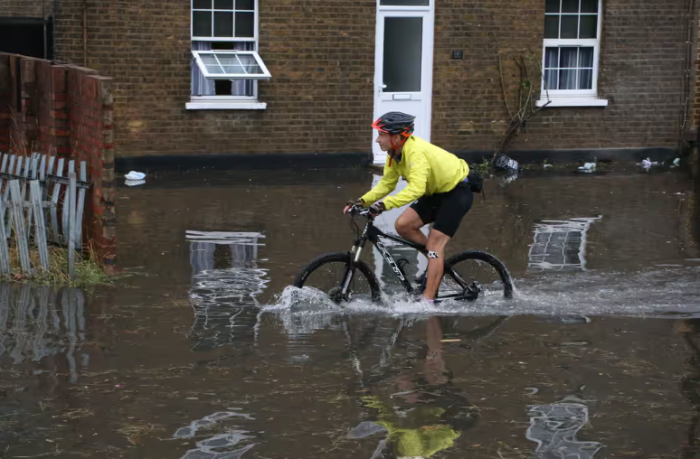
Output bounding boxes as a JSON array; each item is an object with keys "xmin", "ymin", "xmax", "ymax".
[{"xmin": 1, "ymin": 0, "xmax": 699, "ymax": 165}]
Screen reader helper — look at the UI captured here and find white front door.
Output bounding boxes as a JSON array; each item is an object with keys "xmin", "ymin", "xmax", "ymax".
[{"xmin": 372, "ymin": 1, "xmax": 435, "ymax": 165}]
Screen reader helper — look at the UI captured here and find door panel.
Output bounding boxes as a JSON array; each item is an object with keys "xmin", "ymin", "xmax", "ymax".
[{"xmin": 373, "ymin": 6, "xmax": 434, "ymax": 164}]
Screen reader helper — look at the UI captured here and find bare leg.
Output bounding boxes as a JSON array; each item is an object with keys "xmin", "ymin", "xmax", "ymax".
[
  {"xmin": 395, "ymin": 207, "xmax": 428, "ymax": 246},
  {"xmin": 423, "ymin": 229, "xmax": 451, "ymax": 300}
]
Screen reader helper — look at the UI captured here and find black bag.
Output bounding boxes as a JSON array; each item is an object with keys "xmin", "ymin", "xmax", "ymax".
[{"xmin": 466, "ymin": 167, "xmax": 483, "ymax": 193}]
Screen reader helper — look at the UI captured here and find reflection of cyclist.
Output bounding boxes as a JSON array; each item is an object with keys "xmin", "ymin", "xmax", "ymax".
[
  {"xmin": 344, "ymin": 112, "xmax": 473, "ymax": 303},
  {"xmin": 356, "ymin": 317, "xmax": 478, "ymax": 459}
]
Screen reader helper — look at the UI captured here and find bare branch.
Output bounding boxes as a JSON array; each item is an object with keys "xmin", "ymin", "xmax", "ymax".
[{"xmin": 498, "ymin": 55, "xmax": 515, "ymax": 119}]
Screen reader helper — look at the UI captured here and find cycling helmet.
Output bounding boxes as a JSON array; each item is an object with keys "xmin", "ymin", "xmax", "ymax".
[{"xmin": 372, "ymin": 112, "xmax": 415, "ymax": 137}]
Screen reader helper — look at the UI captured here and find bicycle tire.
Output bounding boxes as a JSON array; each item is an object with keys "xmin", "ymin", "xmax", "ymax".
[
  {"xmin": 441, "ymin": 251, "xmax": 514, "ymax": 300},
  {"xmin": 293, "ymin": 252, "xmax": 382, "ymax": 303}
]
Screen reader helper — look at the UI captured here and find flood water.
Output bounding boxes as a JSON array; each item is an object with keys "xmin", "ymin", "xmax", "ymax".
[{"xmin": 1, "ymin": 166, "xmax": 700, "ymax": 458}]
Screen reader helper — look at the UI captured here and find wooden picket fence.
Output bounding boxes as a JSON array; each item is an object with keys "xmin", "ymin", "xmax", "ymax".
[{"xmin": 0, "ymin": 153, "xmax": 90, "ymax": 279}]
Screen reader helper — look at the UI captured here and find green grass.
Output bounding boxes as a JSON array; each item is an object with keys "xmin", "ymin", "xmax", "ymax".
[{"xmin": 6, "ymin": 245, "xmax": 115, "ymax": 287}]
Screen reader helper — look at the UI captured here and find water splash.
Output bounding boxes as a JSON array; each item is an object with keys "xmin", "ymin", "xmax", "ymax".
[{"xmin": 262, "ymin": 266, "xmax": 700, "ymax": 321}]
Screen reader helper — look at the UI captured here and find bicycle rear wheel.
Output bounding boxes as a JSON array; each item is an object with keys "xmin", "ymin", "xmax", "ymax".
[
  {"xmin": 438, "ymin": 251, "xmax": 514, "ymax": 301},
  {"xmin": 293, "ymin": 252, "xmax": 381, "ymax": 304}
]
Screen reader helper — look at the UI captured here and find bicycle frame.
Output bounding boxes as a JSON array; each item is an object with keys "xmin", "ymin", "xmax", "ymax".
[{"xmin": 342, "ymin": 212, "xmax": 476, "ymax": 302}]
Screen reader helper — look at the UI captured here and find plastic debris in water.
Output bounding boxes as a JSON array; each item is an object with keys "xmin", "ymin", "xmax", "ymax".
[
  {"xmin": 578, "ymin": 159, "xmax": 597, "ymax": 173},
  {"xmin": 125, "ymin": 171, "xmax": 146, "ymax": 180},
  {"xmin": 493, "ymin": 154, "xmax": 519, "ymax": 172},
  {"xmin": 640, "ymin": 158, "xmax": 659, "ymax": 171}
]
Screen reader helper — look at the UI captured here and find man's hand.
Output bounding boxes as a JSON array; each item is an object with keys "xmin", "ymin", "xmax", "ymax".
[
  {"xmin": 369, "ymin": 201, "xmax": 386, "ymax": 217},
  {"xmin": 343, "ymin": 199, "xmax": 364, "ymax": 214}
]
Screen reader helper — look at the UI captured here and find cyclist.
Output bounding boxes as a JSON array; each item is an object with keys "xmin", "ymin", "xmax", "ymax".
[{"xmin": 344, "ymin": 112, "xmax": 473, "ymax": 303}]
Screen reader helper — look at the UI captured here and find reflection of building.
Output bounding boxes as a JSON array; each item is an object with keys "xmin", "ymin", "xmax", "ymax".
[
  {"xmin": 527, "ymin": 402, "xmax": 603, "ymax": 458},
  {"xmin": 528, "ymin": 217, "xmax": 602, "ymax": 271},
  {"xmin": 187, "ymin": 231, "xmax": 268, "ymax": 351},
  {"xmin": 173, "ymin": 409, "xmax": 256, "ymax": 459},
  {"xmin": 0, "ymin": 284, "xmax": 87, "ymax": 382}
]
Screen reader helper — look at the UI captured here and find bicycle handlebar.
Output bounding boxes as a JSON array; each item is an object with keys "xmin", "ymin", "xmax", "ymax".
[{"xmin": 348, "ymin": 205, "xmax": 373, "ymax": 219}]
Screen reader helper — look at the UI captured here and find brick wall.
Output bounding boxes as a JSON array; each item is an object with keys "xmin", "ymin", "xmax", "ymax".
[
  {"xmin": 33, "ymin": 0, "xmax": 700, "ymax": 157},
  {"xmin": 52, "ymin": 0, "xmax": 376, "ymax": 157},
  {"xmin": 0, "ymin": 52, "xmax": 116, "ymax": 267},
  {"xmin": 694, "ymin": 3, "xmax": 700, "ymax": 133},
  {"xmin": 0, "ymin": 0, "xmax": 51, "ymax": 18},
  {"xmin": 0, "ymin": 57, "xmax": 11, "ymax": 153},
  {"xmin": 433, "ymin": 0, "xmax": 697, "ymax": 152}
]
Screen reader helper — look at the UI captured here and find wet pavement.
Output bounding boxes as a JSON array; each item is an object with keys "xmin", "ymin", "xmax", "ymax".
[{"xmin": 1, "ymin": 166, "xmax": 700, "ymax": 458}]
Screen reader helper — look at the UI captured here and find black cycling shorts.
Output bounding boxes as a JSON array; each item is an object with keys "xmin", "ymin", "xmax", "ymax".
[{"xmin": 409, "ymin": 181, "xmax": 473, "ymax": 238}]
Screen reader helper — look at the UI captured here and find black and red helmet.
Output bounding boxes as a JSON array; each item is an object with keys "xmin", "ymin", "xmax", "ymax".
[{"xmin": 372, "ymin": 112, "xmax": 415, "ymax": 137}]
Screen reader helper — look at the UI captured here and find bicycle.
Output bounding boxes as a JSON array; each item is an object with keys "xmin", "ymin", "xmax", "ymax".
[{"xmin": 293, "ymin": 205, "xmax": 514, "ymax": 304}]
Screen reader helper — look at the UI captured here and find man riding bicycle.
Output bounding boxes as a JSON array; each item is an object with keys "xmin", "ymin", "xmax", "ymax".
[{"xmin": 344, "ymin": 112, "xmax": 474, "ymax": 303}]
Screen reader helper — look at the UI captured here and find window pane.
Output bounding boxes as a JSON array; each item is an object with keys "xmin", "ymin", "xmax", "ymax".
[
  {"xmin": 559, "ymin": 69, "xmax": 577, "ymax": 89},
  {"xmin": 202, "ymin": 54, "xmax": 224, "ymax": 74},
  {"xmin": 545, "ymin": 0, "xmax": 560, "ymax": 13},
  {"xmin": 380, "ymin": 0, "xmax": 430, "ymax": 5},
  {"xmin": 214, "ymin": 0, "xmax": 233, "ymax": 9},
  {"xmin": 579, "ymin": 47, "xmax": 594, "ymax": 67},
  {"xmin": 235, "ymin": 12, "xmax": 254, "ymax": 37},
  {"xmin": 544, "ymin": 47, "xmax": 559, "ymax": 68},
  {"xmin": 544, "ymin": 70, "xmax": 558, "ymax": 90},
  {"xmin": 560, "ymin": 15, "xmax": 578, "ymax": 39},
  {"xmin": 383, "ymin": 17, "xmax": 423, "ymax": 92},
  {"xmin": 581, "ymin": 0, "xmax": 598, "ymax": 13},
  {"xmin": 218, "ymin": 55, "xmax": 245, "ymax": 74},
  {"xmin": 580, "ymin": 15, "xmax": 597, "ymax": 38},
  {"xmin": 214, "ymin": 11, "xmax": 233, "ymax": 36},
  {"xmin": 562, "ymin": 0, "xmax": 579, "ymax": 13},
  {"xmin": 236, "ymin": 0, "xmax": 254, "ymax": 10},
  {"xmin": 544, "ymin": 16, "xmax": 560, "ymax": 39},
  {"xmin": 193, "ymin": 11, "xmax": 212, "ymax": 36},
  {"xmin": 579, "ymin": 69, "xmax": 593, "ymax": 89},
  {"xmin": 559, "ymin": 47, "xmax": 578, "ymax": 67},
  {"xmin": 193, "ymin": 0, "xmax": 211, "ymax": 9}
]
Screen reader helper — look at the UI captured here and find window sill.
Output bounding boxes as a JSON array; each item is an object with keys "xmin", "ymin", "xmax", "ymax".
[
  {"xmin": 186, "ymin": 101, "xmax": 267, "ymax": 110},
  {"xmin": 536, "ymin": 98, "xmax": 608, "ymax": 108}
]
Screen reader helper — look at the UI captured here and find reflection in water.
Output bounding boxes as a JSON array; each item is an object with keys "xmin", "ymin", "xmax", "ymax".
[
  {"xmin": 344, "ymin": 316, "xmax": 509, "ymax": 458},
  {"xmin": 188, "ymin": 231, "xmax": 268, "ymax": 351},
  {"xmin": 528, "ymin": 217, "xmax": 602, "ymax": 271},
  {"xmin": 173, "ymin": 409, "xmax": 257, "ymax": 459},
  {"xmin": 0, "ymin": 284, "xmax": 87, "ymax": 382},
  {"xmin": 526, "ymin": 402, "xmax": 603, "ymax": 458}
]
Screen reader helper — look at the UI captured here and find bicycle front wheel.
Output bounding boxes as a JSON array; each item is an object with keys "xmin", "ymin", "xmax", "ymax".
[
  {"xmin": 439, "ymin": 251, "xmax": 514, "ymax": 300},
  {"xmin": 293, "ymin": 252, "xmax": 381, "ymax": 304}
]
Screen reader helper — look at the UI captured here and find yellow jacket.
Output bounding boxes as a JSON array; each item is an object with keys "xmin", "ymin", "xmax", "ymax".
[{"xmin": 361, "ymin": 136, "xmax": 469, "ymax": 210}]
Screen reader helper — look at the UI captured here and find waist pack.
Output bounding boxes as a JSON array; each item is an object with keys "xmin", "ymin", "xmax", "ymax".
[{"xmin": 465, "ymin": 167, "xmax": 483, "ymax": 193}]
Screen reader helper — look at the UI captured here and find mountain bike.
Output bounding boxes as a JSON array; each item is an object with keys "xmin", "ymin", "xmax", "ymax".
[{"xmin": 293, "ymin": 205, "xmax": 514, "ymax": 304}]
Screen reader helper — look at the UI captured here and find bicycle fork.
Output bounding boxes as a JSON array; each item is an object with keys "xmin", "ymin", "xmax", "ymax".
[{"xmin": 341, "ymin": 228, "xmax": 370, "ymax": 298}]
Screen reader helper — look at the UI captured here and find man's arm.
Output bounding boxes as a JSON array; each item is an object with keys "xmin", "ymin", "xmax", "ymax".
[
  {"xmin": 360, "ymin": 164, "xmax": 399, "ymax": 206},
  {"xmin": 382, "ymin": 151, "xmax": 429, "ymax": 210}
]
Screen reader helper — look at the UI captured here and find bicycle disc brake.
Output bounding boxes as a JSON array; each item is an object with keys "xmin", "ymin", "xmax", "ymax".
[{"xmin": 328, "ymin": 286, "xmax": 351, "ymax": 304}]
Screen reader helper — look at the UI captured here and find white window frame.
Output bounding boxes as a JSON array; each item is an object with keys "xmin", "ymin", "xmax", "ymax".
[
  {"xmin": 538, "ymin": 0, "xmax": 608, "ymax": 107},
  {"xmin": 192, "ymin": 50, "xmax": 271, "ymax": 80},
  {"xmin": 188, "ymin": 0, "xmax": 268, "ymax": 110}
]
